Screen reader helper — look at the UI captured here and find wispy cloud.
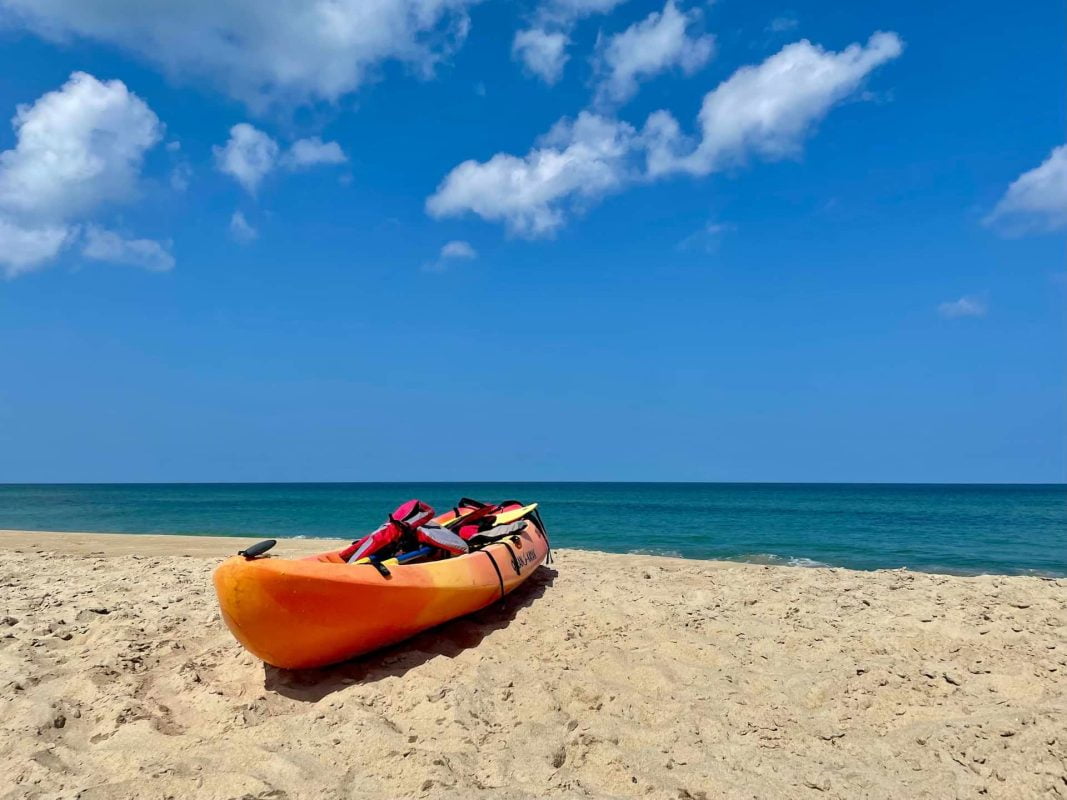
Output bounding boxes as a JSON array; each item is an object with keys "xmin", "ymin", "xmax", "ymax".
[
  {"xmin": 166, "ymin": 140, "xmax": 192, "ymax": 192},
  {"xmin": 81, "ymin": 225, "xmax": 174, "ymax": 271},
  {"xmin": 677, "ymin": 221, "xmax": 736, "ymax": 252},
  {"xmin": 767, "ymin": 16, "xmax": 798, "ymax": 33},
  {"xmin": 169, "ymin": 163, "xmax": 192, "ymax": 192},
  {"xmin": 985, "ymin": 144, "xmax": 1067, "ymax": 234},
  {"xmin": 441, "ymin": 240, "xmax": 477, "ymax": 259},
  {"xmin": 938, "ymin": 295, "xmax": 987, "ymax": 319},
  {"xmin": 229, "ymin": 210, "xmax": 258, "ymax": 244},
  {"xmin": 424, "ymin": 239, "xmax": 478, "ymax": 272}
]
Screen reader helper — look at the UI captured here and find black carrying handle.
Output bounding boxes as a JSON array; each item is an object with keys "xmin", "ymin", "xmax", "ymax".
[{"xmin": 238, "ymin": 539, "xmax": 277, "ymax": 559}]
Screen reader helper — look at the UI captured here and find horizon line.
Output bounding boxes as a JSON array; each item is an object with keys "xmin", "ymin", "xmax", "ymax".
[{"xmin": 1, "ymin": 481, "xmax": 1064, "ymax": 488}]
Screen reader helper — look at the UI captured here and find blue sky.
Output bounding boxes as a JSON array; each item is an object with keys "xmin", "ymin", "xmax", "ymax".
[{"xmin": 0, "ymin": 0, "xmax": 1063, "ymax": 483}]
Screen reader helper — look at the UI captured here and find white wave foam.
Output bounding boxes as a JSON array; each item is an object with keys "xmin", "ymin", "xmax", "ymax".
[
  {"xmin": 626, "ymin": 550, "xmax": 835, "ymax": 569},
  {"xmin": 787, "ymin": 556, "xmax": 830, "ymax": 568},
  {"xmin": 729, "ymin": 553, "xmax": 831, "ymax": 568},
  {"xmin": 627, "ymin": 548, "xmax": 683, "ymax": 558}
]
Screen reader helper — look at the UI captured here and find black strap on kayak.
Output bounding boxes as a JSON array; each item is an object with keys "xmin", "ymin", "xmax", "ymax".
[
  {"xmin": 531, "ymin": 507, "xmax": 552, "ymax": 565},
  {"xmin": 480, "ymin": 550, "xmax": 505, "ymax": 600},
  {"xmin": 499, "ymin": 540, "xmax": 522, "ymax": 576}
]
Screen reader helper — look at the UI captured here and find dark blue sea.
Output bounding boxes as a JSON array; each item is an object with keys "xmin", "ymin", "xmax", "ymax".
[{"xmin": 0, "ymin": 483, "xmax": 1063, "ymax": 577}]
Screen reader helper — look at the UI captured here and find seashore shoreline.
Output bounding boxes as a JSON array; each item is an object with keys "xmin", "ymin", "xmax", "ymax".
[{"xmin": 2, "ymin": 529, "xmax": 1063, "ymax": 579}]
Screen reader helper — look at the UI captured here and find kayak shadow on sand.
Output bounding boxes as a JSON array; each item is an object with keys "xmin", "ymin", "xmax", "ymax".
[{"xmin": 262, "ymin": 564, "xmax": 558, "ymax": 702}]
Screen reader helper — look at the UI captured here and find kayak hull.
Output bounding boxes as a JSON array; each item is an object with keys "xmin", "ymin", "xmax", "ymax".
[{"xmin": 213, "ymin": 517, "xmax": 549, "ymax": 669}]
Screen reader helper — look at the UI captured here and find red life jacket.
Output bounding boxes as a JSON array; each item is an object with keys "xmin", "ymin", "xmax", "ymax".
[
  {"xmin": 339, "ymin": 499, "xmax": 436, "ymax": 562},
  {"xmin": 340, "ymin": 498, "xmax": 528, "ymax": 563}
]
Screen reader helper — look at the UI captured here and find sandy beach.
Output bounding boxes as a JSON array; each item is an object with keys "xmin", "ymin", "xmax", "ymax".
[{"xmin": 1, "ymin": 530, "xmax": 1064, "ymax": 799}]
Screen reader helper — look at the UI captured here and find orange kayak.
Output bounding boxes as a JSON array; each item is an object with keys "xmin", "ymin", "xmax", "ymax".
[{"xmin": 213, "ymin": 509, "xmax": 550, "ymax": 669}]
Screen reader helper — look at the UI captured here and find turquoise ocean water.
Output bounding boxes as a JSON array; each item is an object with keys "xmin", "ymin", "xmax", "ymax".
[{"xmin": 0, "ymin": 483, "xmax": 1063, "ymax": 577}]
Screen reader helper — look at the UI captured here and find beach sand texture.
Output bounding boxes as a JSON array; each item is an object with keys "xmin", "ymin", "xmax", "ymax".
[{"xmin": 0, "ymin": 531, "xmax": 1064, "ymax": 799}]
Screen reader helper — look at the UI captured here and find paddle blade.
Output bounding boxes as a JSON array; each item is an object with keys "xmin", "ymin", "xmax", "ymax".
[{"xmin": 492, "ymin": 503, "xmax": 538, "ymax": 526}]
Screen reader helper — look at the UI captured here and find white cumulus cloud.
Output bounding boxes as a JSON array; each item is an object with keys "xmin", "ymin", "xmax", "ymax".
[
  {"xmin": 429, "ymin": 32, "xmax": 902, "ymax": 236},
  {"xmin": 513, "ymin": 0, "xmax": 628, "ymax": 85},
  {"xmin": 214, "ymin": 124, "xmax": 280, "ymax": 193},
  {"xmin": 0, "ymin": 71, "xmax": 161, "ymax": 220},
  {"xmin": 284, "ymin": 137, "xmax": 348, "ymax": 168},
  {"xmin": 985, "ymin": 144, "xmax": 1067, "ymax": 233},
  {"xmin": 513, "ymin": 28, "xmax": 570, "ymax": 85},
  {"xmin": 427, "ymin": 112, "xmax": 637, "ymax": 236},
  {"xmin": 593, "ymin": 1, "xmax": 714, "ymax": 107},
  {"xmin": 644, "ymin": 31, "xmax": 904, "ymax": 177},
  {"xmin": 81, "ymin": 225, "xmax": 174, "ymax": 271},
  {"xmin": 215, "ymin": 124, "xmax": 347, "ymax": 192},
  {"xmin": 0, "ymin": 71, "xmax": 168, "ymax": 277},
  {"xmin": 0, "ymin": 0, "xmax": 479, "ymax": 110},
  {"xmin": 938, "ymin": 296, "xmax": 987, "ymax": 319}
]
